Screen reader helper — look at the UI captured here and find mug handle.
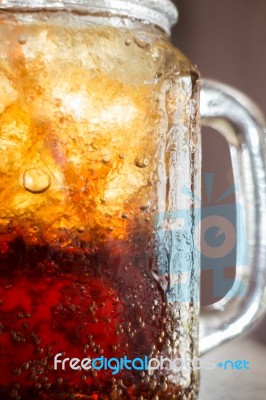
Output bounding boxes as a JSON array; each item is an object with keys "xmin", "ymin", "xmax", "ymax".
[{"xmin": 199, "ymin": 79, "xmax": 266, "ymax": 354}]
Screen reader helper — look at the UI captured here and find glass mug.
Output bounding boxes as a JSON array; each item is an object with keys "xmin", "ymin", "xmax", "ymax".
[{"xmin": 0, "ymin": 1, "xmax": 265, "ymax": 399}]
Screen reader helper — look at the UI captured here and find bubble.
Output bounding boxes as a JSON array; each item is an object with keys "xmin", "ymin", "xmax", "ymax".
[
  {"xmin": 135, "ymin": 156, "xmax": 149, "ymax": 168},
  {"xmin": 14, "ymin": 368, "xmax": 22, "ymax": 376},
  {"xmin": 34, "ymin": 383, "xmax": 42, "ymax": 390},
  {"xmin": 150, "ymin": 379, "xmax": 157, "ymax": 390},
  {"xmin": 102, "ymin": 154, "xmax": 111, "ymax": 164},
  {"xmin": 9, "ymin": 390, "xmax": 19, "ymax": 399},
  {"xmin": 140, "ymin": 204, "xmax": 149, "ymax": 211},
  {"xmin": 145, "ymin": 375, "xmax": 150, "ymax": 383},
  {"xmin": 18, "ymin": 35, "xmax": 27, "ymax": 45},
  {"xmin": 23, "ymin": 168, "xmax": 51, "ymax": 194}
]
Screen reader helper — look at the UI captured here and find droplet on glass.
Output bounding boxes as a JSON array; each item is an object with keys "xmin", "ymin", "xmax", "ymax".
[
  {"xmin": 102, "ymin": 154, "xmax": 111, "ymax": 164},
  {"xmin": 119, "ymin": 153, "xmax": 125, "ymax": 160},
  {"xmin": 140, "ymin": 204, "xmax": 149, "ymax": 211},
  {"xmin": 23, "ymin": 168, "xmax": 51, "ymax": 194},
  {"xmin": 134, "ymin": 36, "xmax": 150, "ymax": 49},
  {"xmin": 135, "ymin": 156, "xmax": 149, "ymax": 168},
  {"xmin": 18, "ymin": 35, "xmax": 27, "ymax": 45},
  {"xmin": 156, "ymin": 72, "xmax": 163, "ymax": 79},
  {"xmin": 125, "ymin": 38, "xmax": 132, "ymax": 46}
]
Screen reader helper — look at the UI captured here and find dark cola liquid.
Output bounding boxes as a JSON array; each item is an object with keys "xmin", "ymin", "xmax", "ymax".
[{"xmin": 0, "ymin": 236, "xmax": 189, "ymax": 400}]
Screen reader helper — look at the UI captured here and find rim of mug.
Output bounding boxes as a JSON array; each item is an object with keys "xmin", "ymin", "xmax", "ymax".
[{"xmin": 0, "ymin": 0, "xmax": 178, "ymax": 35}]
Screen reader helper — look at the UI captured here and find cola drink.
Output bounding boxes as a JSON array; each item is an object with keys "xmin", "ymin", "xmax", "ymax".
[{"xmin": 0, "ymin": 12, "xmax": 200, "ymax": 399}]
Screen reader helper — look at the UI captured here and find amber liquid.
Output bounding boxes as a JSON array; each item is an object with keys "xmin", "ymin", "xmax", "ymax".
[{"xmin": 0, "ymin": 11, "xmax": 200, "ymax": 400}]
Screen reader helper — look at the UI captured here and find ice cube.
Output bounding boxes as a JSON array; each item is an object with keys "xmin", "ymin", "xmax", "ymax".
[
  {"xmin": 0, "ymin": 105, "xmax": 31, "ymax": 171},
  {"xmin": 0, "ymin": 70, "xmax": 17, "ymax": 114}
]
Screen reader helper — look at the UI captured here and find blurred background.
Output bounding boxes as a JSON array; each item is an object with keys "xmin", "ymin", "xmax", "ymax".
[{"xmin": 171, "ymin": 1, "xmax": 266, "ymax": 398}]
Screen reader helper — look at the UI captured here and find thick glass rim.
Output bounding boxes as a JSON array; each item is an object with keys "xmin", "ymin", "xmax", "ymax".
[{"xmin": 0, "ymin": 0, "xmax": 178, "ymax": 35}]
